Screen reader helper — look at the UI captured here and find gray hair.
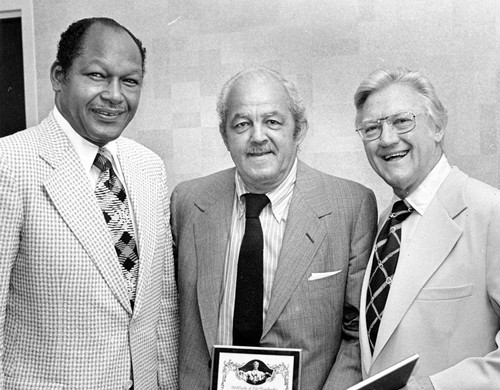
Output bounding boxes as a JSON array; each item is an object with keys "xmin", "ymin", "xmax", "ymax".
[
  {"xmin": 217, "ymin": 66, "xmax": 308, "ymax": 138},
  {"xmin": 354, "ymin": 67, "xmax": 448, "ymax": 132}
]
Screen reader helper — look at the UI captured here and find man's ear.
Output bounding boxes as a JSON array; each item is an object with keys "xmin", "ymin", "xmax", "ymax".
[
  {"xmin": 50, "ymin": 61, "xmax": 65, "ymax": 92},
  {"xmin": 294, "ymin": 121, "xmax": 309, "ymax": 145},
  {"xmin": 219, "ymin": 126, "xmax": 230, "ymax": 151},
  {"xmin": 433, "ymin": 116, "xmax": 447, "ymax": 143}
]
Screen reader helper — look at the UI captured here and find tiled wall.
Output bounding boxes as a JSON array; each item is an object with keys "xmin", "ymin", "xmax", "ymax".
[{"xmin": 33, "ymin": 0, "xmax": 500, "ymax": 209}]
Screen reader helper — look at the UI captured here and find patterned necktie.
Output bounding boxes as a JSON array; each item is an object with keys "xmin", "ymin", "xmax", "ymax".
[
  {"xmin": 233, "ymin": 193, "xmax": 270, "ymax": 346},
  {"xmin": 93, "ymin": 148, "xmax": 139, "ymax": 307},
  {"xmin": 366, "ymin": 199, "xmax": 413, "ymax": 353}
]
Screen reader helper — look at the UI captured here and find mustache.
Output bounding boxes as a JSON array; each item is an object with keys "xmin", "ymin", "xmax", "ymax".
[{"xmin": 247, "ymin": 145, "xmax": 273, "ymax": 154}]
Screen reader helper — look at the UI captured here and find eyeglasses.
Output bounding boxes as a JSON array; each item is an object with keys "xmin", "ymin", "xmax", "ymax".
[{"xmin": 356, "ymin": 111, "xmax": 424, "ymax": 141}]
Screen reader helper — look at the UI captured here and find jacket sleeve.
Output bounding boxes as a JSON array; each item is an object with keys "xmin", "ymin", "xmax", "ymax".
[{"xmin": 0, "ymin": 151, "xmax": 23, "ymax": 388}]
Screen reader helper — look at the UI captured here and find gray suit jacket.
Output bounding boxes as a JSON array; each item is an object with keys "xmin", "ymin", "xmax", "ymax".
[
  {"xmin": 0, "ymin": 112, "xmax": 178, "ymax": 389},
  {"xmin": 171, "ymin": 161, "xmax": 377, "ymax": 389}
]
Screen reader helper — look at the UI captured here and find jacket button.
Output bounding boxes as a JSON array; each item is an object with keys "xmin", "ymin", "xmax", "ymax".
[{"xmin": 123, "ymin": 379, "xmax": 133, "ymax": 389}]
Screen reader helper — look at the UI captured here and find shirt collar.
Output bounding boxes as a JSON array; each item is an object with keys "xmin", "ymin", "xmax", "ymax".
[
  {"xmin": 53, "ymin": 106, "xmax": 120, "ymax": 172},
  {"xmin": 394, "ymin": 154, "xmax": 451, "ymax": 216},
  {"xmin": 235, "ymin": 158, "xmax": 298, "ymax": 222}
]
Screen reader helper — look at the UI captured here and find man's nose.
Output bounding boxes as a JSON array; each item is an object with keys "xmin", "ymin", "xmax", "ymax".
[
  {"xmin": 101, "ymin": 79, "xmax": 124, "ymax": 104},
  {"xmin": 378, "ymin": 121, "xmax": 400, "ymax": 146},
  {"xmin": 250, "ymin": 122, "xmax": 267, "ymax": 143}
]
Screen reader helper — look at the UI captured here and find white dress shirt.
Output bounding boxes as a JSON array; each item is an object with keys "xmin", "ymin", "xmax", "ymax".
[
  {"xmin": 217, "ymin": 159, "xmax": 298, "ymax": 345},
  {"xmin": 398, "ymin": 155, "xmax": 452, "ymax": 254}
]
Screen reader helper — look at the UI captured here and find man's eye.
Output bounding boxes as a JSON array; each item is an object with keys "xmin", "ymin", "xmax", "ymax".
[
  {"xmin": 266, "ymin": 119, "xmax": 281, "ymax": 129},
  {"xmin": 393, "ymin": 117, "xmax": 411, "ymax": 125},
  {"xmin": 123, "ymin": 78, "xmax": 141, "ymax": 87},
  {"xmin": 233, "ymin": 122, "xmax": 250, "ymax": 133},
  {"xmin": 364, "ymin": 124, "xmax": 380, "ymax": 133},
  {"xmin": 88, "ymin": 73, "xmax": 104, "ymax": 79}
]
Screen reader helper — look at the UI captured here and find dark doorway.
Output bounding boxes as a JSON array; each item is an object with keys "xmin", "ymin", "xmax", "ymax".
[{"xmin": 0, "ymin": 17, "xmax": 26, "ymax": 137}]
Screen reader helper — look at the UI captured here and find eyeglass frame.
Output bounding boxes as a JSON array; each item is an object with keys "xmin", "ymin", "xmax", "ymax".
[{"xmin": 355, "ymin": 111, "xmax": 426, "ymax": 142}]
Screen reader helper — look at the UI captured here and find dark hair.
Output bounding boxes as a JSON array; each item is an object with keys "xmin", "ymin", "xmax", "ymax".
[
  {"xmin": 217, "ymin": 66, "xmax": 308, "ymax": 139},
  {"xmin": 56, "ymin": 17, "xmax": 146, "ymax": 78}
]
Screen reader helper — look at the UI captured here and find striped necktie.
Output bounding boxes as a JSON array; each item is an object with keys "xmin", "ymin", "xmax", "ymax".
[{"xmin": 366, "ymin": 199, "xmax": 413, "ymax": 352}]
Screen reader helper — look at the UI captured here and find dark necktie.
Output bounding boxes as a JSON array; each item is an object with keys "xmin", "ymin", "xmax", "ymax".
[
  {"xmin": 366, "ymin": 200, "xmax": 413, "ymax": 353},
  {"xmin": 93, "ymin": 148, "xmax": 139, "ymax": 307},
  {"xmin": 233, "ymin": 193, "xmax": 270, "ymax": 346}
]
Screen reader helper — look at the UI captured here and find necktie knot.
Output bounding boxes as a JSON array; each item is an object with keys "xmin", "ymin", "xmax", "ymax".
[
  {"xmin": 389, "ymin": 200, "xmax": 413, "ymax": 223},
  {"xmin": 93, "ymin": 148, "xmax": 113, "ymax": 173},
  {"xmin": 243, "ymin": 193, "xmax": 270, "ymax": 219}
]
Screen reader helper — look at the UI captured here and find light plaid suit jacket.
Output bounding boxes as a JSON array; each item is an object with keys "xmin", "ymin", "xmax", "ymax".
[
  {"xmin": 0, "ymin": 112, "xmax": 178, "ymax": 389},
  {"xmin": 171, "ymin": 161, "xmax": 378, "ymax": 390}
]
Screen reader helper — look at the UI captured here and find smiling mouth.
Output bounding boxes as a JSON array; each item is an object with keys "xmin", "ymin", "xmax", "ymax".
[
  {"xmin": 93, "ymin": 109, "xmax": 125, "ymax": 118},
  {"xmin": 383, "ymin": 151, "xmax": 408, "ymax": 161}
]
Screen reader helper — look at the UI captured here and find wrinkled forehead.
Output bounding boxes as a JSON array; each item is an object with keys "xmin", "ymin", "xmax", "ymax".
[
  {"xmin": 79, "ymin": 24, "xmax": 142, "ymax": 70},
  {"xmin": 227, "ymin": 75, "xmax": 292, "ymax": 113}
]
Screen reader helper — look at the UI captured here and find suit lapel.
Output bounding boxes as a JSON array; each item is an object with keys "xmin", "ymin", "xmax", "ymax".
[
  {"xmin": 195, "ymin": 170, "xmax": 235, "ymax": 348},
  {"xmin": 372, "ymin": 168, "xmax": 467, "ymax": 363},
  {"xmin": 40, "ymin": 115, "xmax": 131, "ymax": 313},
  {"xmin": 360, "ymin": 243, "xmax": 375, "ymax": 375},
  {"xmin": 263, "ymin": 162, "xmax": 329, "ymax": 336}
]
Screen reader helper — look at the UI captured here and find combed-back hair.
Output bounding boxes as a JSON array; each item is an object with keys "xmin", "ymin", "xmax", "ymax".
[
  {"xmin": 354, "ymin": 67, "xmax": 448, "ymax": 132},
  {"xmin": 217, "ymin": 66, "xmax": 308, "ymax": 138},
  {"xmin": 56, "ymin": 17, "xmax": 146, "ymax": 77}
]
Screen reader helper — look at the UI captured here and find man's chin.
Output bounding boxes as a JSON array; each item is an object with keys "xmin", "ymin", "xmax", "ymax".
[
  {"xmin": 88, "ymin": 124, "xmax": 128, "ymax": 144},
  {"xmin": 239, "ymin": 169, "xmax": 280, "ymax": 192}
]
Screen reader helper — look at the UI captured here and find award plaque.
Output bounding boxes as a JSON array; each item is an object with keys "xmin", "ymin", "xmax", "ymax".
[{"xmin": 210, "ymin": 345, "xmax": 302, "ymax": 390}]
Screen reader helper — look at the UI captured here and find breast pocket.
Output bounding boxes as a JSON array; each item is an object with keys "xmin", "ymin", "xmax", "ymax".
[
  {"xmin": 416, "ymin": 283, "xmax": 474, "ymax": 301},
  {"xmin": 410, "ymin": 283, "xmax": 474, "ymax": 341}
]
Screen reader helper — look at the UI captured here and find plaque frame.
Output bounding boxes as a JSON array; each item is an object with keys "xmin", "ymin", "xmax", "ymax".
[{"xmin": 210, "ymin": 345, "xmax": 301, "ymax": 390}]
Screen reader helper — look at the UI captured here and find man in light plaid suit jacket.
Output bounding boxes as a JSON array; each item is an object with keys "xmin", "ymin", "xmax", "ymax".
[{"xmin": 0, "ymin": 18, "xmax": 178, "ymax": 389}]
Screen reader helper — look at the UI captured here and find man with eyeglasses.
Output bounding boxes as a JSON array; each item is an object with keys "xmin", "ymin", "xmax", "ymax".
[{"xmin": 354, "ymin": 67, "xmax": 500, "ymax": 390}]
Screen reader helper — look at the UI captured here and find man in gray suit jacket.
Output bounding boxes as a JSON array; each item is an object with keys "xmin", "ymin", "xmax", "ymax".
[
  {"xmin": 171, "ymin": 66, "xmax": 377, "ymax": 389},
  {"xmin": 0, "ymin": 18, "xmax": 178, "ymax": 389}
]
